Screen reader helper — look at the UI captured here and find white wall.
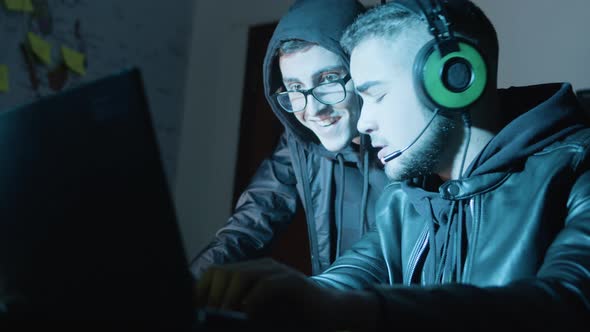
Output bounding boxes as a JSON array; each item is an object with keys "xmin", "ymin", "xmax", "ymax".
[
  {"xmin": 472, "ymin": 0, "xmax": 590, "ymax": 89},
  {"xmin": 175, "ymin": 0, "xmax": 297, "ymax": 259},
  {"xmin": 176, "ymin": 0, "xmax": 590, "ymax": 259}
]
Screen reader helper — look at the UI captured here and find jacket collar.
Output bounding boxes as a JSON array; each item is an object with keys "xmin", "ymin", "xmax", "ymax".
[{"xmin": 438, "ymin": 172, "xmax": 512, "ymax": 200}]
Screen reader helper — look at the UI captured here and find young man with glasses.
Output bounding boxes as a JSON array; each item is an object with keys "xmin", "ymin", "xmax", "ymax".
[{"xmin": 190, "ymin": 0, "xmax": 388, "ymax": 281}]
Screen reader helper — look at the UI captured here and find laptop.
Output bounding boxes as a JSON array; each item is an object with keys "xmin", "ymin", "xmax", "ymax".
[{"xmin": 0, "ymin": 68, "xmax": 196, "ymax": 330}]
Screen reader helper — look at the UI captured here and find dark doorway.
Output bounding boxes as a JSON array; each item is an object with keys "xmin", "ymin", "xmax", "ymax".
[
  {"xmin": 578, "ymin": 89, "xmax": 590, "ymax": 115},
  {"xmin": 232, "ymin": 22, "xmax": 311, "ymax": 276}
]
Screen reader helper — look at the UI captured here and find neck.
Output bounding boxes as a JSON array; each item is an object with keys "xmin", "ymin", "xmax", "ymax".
[
  {"xmin": 438, "ymin": 91, "xmax": 502, "ymax": 181},
  {"xmin": 440, "ymin": 126, "xmax": 495, "ymax": 181}
]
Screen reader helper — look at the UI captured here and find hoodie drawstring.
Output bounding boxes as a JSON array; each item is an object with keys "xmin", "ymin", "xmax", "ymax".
[
  {"xmin": 360, "ymin": 139, "xmax": 370, "ymax": 235},
  {"xmin": 425, "ymin": 197, "xmax": 439, "ymax": 282},
  {"xmin": 425, "ymin": 197, "xmax": 467, "ymax": 284},
  {"xmin": 436, "ymin": 200, "xmax": 457, "ymax": 283},
  {"xmin": 335, "ymin": 154, "xmax": 345, "ymax": 258},
  {"xmin": 435, "ymin": 112, "xmax": 472, "ymax": 282}
]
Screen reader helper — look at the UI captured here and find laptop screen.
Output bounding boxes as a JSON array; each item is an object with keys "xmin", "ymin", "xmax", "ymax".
[{"xmin": 0, "ymin": 68, "xmax": 195, "ymax": 329}]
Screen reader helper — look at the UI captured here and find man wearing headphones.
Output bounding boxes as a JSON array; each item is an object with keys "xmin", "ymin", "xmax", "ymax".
[{"xmin": 195, "ymin": 1, "xmax": 590, "ymax": 330}]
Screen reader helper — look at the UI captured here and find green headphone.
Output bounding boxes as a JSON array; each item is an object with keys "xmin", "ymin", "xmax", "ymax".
[{"xmin": 394, "ymin": 0, "xmax": 488, "ymax": 112}]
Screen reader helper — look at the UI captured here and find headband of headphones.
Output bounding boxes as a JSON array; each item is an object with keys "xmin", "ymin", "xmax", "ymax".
[{"xmin": 391, "ymin": 0, "xmax": 488, "ymax": 111}]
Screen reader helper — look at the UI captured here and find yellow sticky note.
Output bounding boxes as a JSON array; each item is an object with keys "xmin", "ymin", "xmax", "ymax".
[
  {"xmin": 0, "ymin": 65, "xmax": 9, "ymax": 92},
  {"xmin": 4, "ymin": 0, "xmax": 34, "ymax": 12},
  {"xmin": 61, "ymin": 45, "xmax": 86, "ymax": 76},
  {"xmin": 27, "ymin": 32, "xmax": 52, "ymax": 65}
]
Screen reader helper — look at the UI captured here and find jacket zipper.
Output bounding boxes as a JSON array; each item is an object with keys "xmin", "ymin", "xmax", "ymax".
[
  {"xmin": 405, "ymin": 225, "xmax": 429, "ymax": 285},
  {"xmin": 292, "ymin": 141, "xmax": 320, "ymax": 275},
  {"xmin": 462, "ymin": 197, "xmax": 477, "ymax": 282}
]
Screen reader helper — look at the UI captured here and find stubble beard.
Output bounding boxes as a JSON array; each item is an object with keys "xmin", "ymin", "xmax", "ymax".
[{"xmin": 384, "ymin": 114, "xmax": 456, "ymax": 181}]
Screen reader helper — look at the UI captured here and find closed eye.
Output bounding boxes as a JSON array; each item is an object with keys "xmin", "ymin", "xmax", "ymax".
[{"xmin": 361, "ymin": 93, "xmax": 386, "ymax": 104}]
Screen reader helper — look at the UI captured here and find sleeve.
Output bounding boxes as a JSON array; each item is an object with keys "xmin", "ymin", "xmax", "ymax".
[
  {"xmin": 310, "ymin": 230, "xmax": 390, "ymax": 290},
  {"xmin": 368, "ymin": 169, "xmax": 590, "ymax": 330},
  {"xmin": 189, "ymin": 132, "xmax": 300, "ymax": 280}
]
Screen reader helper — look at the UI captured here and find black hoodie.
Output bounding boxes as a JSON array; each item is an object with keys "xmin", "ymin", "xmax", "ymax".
[{"xmin": 191, "ymin": 0, "xmax": 388, "ymax": 278}]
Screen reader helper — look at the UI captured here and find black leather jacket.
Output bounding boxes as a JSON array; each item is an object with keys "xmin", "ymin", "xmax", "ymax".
[
  {"xmin": 190, "ymin": 132, "xmax": 387, "ymax": 278},
  {"xmin": 312, "ymin": 83, "xmax": 590, "ymax": 328}
]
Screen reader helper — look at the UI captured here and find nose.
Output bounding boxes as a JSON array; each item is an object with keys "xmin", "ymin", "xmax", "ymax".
[
  {"xmin": 304, "ymin": 94, "xmax": 326, "ymax": 118},
  {"xmin": 357, "ymin": 104, "xmax": 376, "ymax": 135}
]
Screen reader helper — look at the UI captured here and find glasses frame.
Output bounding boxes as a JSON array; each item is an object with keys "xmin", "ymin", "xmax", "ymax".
[{"xmin": 274, "ymin": 74, "xmax": 351, "ymax": 113}]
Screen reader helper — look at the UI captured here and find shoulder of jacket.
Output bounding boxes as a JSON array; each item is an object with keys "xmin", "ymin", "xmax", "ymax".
[
  {"xmin": 536, "ymin": 128, "xmax": 590, "ymax": 155},
  {"xmin": 536, "ymin": 127, "xmax": 590, "ymax": 170},
  {"xmin": 561, "ymin": 127, "xmax": 590, "ymax": 147}
]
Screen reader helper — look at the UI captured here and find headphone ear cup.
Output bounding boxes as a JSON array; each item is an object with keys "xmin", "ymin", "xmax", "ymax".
[{"xmin": 414, "ymin": 38, "xmax": 488, "ymax": 112}]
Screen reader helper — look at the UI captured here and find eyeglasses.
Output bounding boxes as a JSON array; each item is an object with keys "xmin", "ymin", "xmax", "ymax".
[{"xmin": 275, "ymin": 74, "xmax": 351, "ymax": 113}]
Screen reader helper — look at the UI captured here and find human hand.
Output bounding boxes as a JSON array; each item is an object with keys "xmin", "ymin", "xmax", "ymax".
[{"xmin": 194, "ymin": 258, "xmax": 338, "ymax": 329}]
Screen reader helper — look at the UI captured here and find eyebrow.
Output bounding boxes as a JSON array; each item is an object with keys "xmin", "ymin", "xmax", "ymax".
[
  {"xmin": 282, "ymin": 65, "xmax": 347, "ymax": 84},
  {"xmin": 355, "ymin": 81, "xmax": 385, "ymax": 94}
]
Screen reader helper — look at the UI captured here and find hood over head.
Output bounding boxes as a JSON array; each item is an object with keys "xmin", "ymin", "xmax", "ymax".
[{"xmin": 263, "ymin": 0, "xmax": 365, "ymax": 159}]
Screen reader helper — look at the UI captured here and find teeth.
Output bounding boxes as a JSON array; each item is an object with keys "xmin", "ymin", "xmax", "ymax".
[{"xmin": 317, "ymin": 118, "xmax": 338, "ymax": 127}]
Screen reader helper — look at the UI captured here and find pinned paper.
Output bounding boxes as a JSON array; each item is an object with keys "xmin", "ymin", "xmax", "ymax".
[
  {"xmin": 61, "ymin": 45, "xmax": 86, "ymax": 75},
  {"xmin": 0, "ymin": 65, "xmax": 9, "ymax": 92},
  {"xmin": 27, "ymin": 32, "xmax": 52, "ymax": 65},
  {"xmin": 4, "ymin": 0, "xmax": 34, "ymax": 12}
]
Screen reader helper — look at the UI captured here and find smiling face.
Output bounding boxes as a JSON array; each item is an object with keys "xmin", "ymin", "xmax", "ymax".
[
  {"xmin": 352, "ymin": 37, "xmax": 455, "ymax": 180},
  {"xmin": 279, "ymin": 45, "xmax": 360, "ymax": 152}
]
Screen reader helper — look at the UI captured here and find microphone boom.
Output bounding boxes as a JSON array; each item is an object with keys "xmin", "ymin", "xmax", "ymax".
[{"xmin": 382, "ymin": 109, "xmax": 440, "ymax": 162}]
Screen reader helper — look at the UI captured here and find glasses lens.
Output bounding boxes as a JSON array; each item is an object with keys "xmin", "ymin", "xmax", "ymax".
[
  {"xmin": 278, "ymin": 91, "xmax": 305, "ymax": 112},
  {"xmin": 314, "ymin": 82, "xmax": 346, "ymax": 105},
  {"xmin": 276, "ymin": 93, "xmax": 293, "ymax": 112}
]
